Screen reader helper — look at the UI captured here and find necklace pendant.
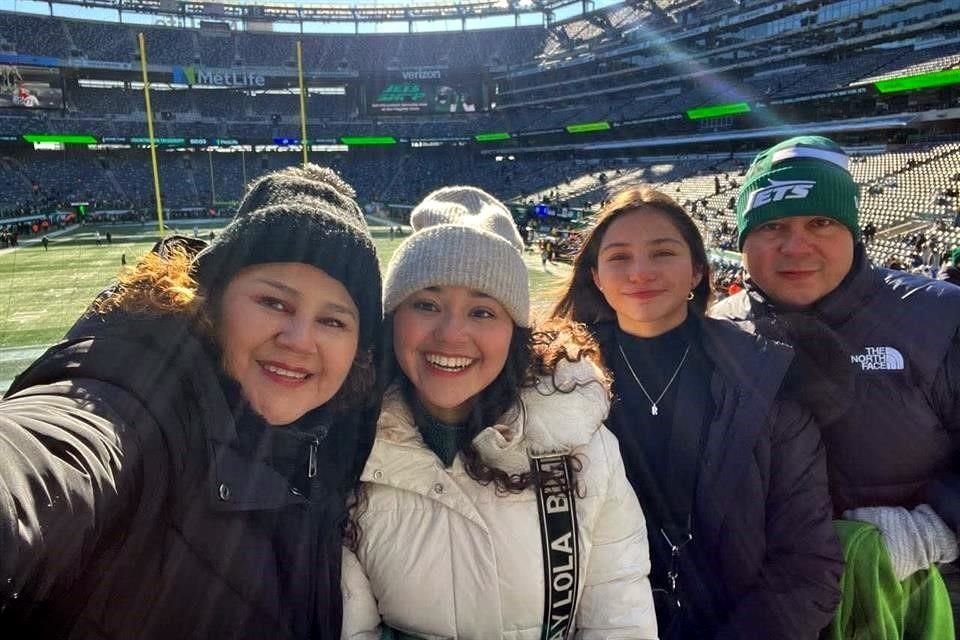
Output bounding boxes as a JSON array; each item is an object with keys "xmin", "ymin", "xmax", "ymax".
[{"xmin": 651, "ymin": 404, "xmax": 659, "ymax": 416}]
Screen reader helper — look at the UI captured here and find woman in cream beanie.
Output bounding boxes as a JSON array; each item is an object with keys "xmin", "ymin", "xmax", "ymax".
[{"xmin": 341, "ymin": 185, "xmax": 657, "ymax": 639}]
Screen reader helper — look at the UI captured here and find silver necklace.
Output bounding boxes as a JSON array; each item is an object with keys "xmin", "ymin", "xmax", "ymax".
[{"xmin": 617, "ymin": 342, "xmax": 691, "ymax": 416}]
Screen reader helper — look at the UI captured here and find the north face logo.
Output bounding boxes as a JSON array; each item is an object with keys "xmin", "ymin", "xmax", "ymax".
[
  {"xmin": 850, "ymin": 346, "xmax": 904, "ymax": 371},
  {"xmin": 744, "ymin": 180, "xmax": 816, "ymax": 212}
]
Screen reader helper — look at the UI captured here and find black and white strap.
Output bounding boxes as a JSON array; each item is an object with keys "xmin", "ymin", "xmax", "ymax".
[{"xmin": 531, "ymin": 453, "xmax": 580, "ymax": 640}]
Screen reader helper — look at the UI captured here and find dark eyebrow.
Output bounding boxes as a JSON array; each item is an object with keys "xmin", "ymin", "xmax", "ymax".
[
  {"xmin": 257, "ymin": 278, "xmax": 299, "ymax": 297},
  {"xmin": 322, "ymin": 301, "xmax": 358, "ymax": 320},
  {"xmin": 423, "ymin": 286, "xmax": 495, "ymax": 300},
  {"xmin": 600, "ymin": 238, "xmax": 684, "ymax": 252},
  {"xmin": 258, "ymin": 278, "xmax": 357, "ymax": 320}
]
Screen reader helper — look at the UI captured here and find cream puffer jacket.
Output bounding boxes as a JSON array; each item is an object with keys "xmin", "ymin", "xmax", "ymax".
[{"xmin": 341, "ymin": 357, "xmax": 658, "ymax": 640}]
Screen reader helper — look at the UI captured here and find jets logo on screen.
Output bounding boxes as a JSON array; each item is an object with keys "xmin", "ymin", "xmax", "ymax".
[{"xmin": 743, "ymin": 180, "xmax": 816, "ymax": 212}]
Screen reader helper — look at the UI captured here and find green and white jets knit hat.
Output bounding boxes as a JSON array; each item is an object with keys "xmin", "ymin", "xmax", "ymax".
[
  {"xmin": 383, "ymin": 185, "xmax": 530, "ymax": 326},
  {"xmin": 736, "ymin": 136, "xmax": 861, "ymax": 249}
]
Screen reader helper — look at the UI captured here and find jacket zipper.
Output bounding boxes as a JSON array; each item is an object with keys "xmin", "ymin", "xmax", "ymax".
[{"xmin": 308, "ymin": 435, "xmax": 319, "ymax": 479}]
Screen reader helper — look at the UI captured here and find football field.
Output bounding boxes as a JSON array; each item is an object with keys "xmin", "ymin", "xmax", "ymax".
[{"xmin": 0, "ymin": 221, "xmax": 568, "ymax": 392}]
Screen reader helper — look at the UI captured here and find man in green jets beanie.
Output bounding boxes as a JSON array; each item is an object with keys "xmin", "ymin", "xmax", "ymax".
[
  {"xmin": 733, "ymin": 135, "xmax": 862, "ymax": 308},
  {"xmin": 711, "ymin": 136, "xmax": 960, "ymax": 623},
  {"xmin": 938, "ymin": 246, "xmax": 960, "ymax": 286}
]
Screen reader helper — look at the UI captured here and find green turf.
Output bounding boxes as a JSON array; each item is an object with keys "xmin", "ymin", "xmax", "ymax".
[{"xmin": 0, "ymin": 221, "xmax": 569, "ymax": 390}]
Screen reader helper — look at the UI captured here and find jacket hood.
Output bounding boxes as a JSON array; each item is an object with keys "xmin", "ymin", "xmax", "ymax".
[{"xmin": 373, "ymin": 356, "xmax": 610, "ymax": 476}]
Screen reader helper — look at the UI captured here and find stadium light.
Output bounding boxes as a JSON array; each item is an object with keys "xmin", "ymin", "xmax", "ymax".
[
  {"xmin": 874, "ymin": 69, "xmax": 960, "ymax": 94},
  {"xmin": 686, "ymin": 103, "xmax": 752, "ymax": 120},
  {"xmin": 340, "ymin": 136, "xmax": 398, "ymax": 146},
  {"xmin": 565, "ymin": 121, "xmax": 611, "ymax": 134},
  {"xmin": 22, "ymin": 133, "xmax": 98, "ymax": 144},
  {"xmin": 475, "ymin": 132, "xmax": 511, "ymax": 142}
]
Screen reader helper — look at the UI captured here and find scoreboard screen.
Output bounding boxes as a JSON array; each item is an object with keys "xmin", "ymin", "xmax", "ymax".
[
  {"xmin": 0, "ymin": 65, "xmax": 63, "ymax": 110},
  {"xmin": 367, "ymin": 70, "xmax": 484, "ymax": 115}
]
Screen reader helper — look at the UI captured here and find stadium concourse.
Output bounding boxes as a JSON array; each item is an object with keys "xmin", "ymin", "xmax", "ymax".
[{"xmin": 0, "ymin": 0, "xmax": 957, "ymax": 301}]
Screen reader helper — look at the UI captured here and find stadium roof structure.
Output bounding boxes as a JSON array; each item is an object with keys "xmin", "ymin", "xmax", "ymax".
[{"xmin": 35, "ymin": 0, "xmax": 650, "ymax": 23}]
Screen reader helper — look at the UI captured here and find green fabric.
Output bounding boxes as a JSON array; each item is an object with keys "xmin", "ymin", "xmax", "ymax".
[
  {"xmin": 951, "ymin": 246, "xmax": 960, "ymax": 266},
  {"xmin": 413, "ymin": 405, "xmax": 470, "ymax": 468},
  {"xmin": 736, "ymin": 135, "xmax": 861, "ymax": 249},
  {"xmin": 418, "ymin": 417, "xmax": 466, "ymax": 467},
  {"xmin": 381, "ymin": 625, "xmax": 422, "ymax": 640},
  {"xmin": 827, "ymin": 520, "xmax": 955, "ymax": 640}
]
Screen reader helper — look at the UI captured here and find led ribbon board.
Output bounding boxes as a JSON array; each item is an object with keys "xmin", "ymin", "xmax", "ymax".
[
  {"xmin": 686, "ymin": 102, "xmax": 752, "ymax": 120},
  {"xmin": 565, "ymin": 121, "xmax": 611, "ymax": 134},
  {"xmin": 130, "ymin": 137, "xmax": 186, "ymax": 145},
  {"xmin": 340, "ymin": 136, "xmax": 397, "ymax": 146},
  {"xmin": 874, "ymin": 69, "xmax": 960, "ymax": 94},
  {"xmin": 474, "ymin": 132, "xmax": 511, "ymax": 142},
  {"xmin": 22, "ymin": 133, "xmax": 97, "ymax": 144}
]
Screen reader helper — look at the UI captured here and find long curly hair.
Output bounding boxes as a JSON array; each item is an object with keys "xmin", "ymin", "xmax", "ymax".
[
  {"xmin": 382, "ymin": 313, "xmax": 602, "ymax": 494},
  {"xmin": 550, "ymin": 186, "xmax": 713, "ymax": 324},
  {"xmin": 94, "ymin": 243, "xmax": 206, "ymax": 319}
]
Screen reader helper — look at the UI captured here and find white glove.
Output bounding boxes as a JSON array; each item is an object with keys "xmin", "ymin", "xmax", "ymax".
[{"xmin": 843, "ymin": 504, "xmax": 960, "ymax": 581}]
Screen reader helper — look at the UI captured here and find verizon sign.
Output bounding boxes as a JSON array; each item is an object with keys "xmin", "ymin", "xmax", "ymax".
[{"xmin": 401, "ymin": 69, "xmax": 442, "ymax": 80}]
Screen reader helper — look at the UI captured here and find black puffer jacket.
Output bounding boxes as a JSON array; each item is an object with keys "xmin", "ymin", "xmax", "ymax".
[
  {"xmin": 594, "ymin": 315, "xmax": 842, "ymax": 640},
  {"xmin": 0, "ymin": 306, "xmax": 374, "ymax": 639},
  {"xmin": 712, "ymin": 248, "xmax": 960, "ymax": 518}
]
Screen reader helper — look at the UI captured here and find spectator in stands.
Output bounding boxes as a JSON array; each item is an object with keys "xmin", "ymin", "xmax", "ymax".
[
  {"xmin": 939, "ymin": 247, "xmax": 960, "ymax": 286},
  {"xmin": 887, "ymin": 255, "xmax": 906, "ymax": 271},
  {"xmin": 922, "ymin": 241, "xmax": 935, "ymax": 267},
  {"xmin": 727, "ymin": 273, "xmax": 743, "ymax": 296},
  {"xmin": 342, "ymin": 186, "xmax": 657, "ymax": 640},
  {"xmin": 0, "ymin": 165, "xmax": 383, "ymax": 639},
  {"xmin": 712, "ymin": 136, "xmax": 960, "ymax": 627},
  {"xmin": 549, "ymin": 186, "xmax": 841, "ymax": 640},
  {"xmin": 540, "ymin": 236, "xmax": 551, "ymax": 269}
]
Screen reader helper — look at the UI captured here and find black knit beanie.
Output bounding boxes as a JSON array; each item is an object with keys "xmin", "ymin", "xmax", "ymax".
[{"xmin": 193, "ymin": 164, "xmax": 382, "ymax": 352}]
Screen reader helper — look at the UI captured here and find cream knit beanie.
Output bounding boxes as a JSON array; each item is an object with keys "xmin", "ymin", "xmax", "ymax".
[{"xmin": 383, "ymin": 186, "xmax": 530, "ymax": 326}]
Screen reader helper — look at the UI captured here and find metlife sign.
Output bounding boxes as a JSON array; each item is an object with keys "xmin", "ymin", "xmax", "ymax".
[{"xmin": 172, "ymin": 65, "xmax": 266, "ymax": 87}]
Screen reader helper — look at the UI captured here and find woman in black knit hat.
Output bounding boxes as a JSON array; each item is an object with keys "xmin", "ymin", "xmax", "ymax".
[{"xmin": 0, "ymin": 164, "xmax": 383, "ymax": 640}]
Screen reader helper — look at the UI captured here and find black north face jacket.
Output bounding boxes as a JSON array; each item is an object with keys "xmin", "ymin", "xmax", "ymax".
[
  {"xmin": 0, "ymin": 307, "xmax": 361, "ymax": 639},
  {"xmin": 711, "ymin": 249, "xmax": 960, "ymax": 521}
]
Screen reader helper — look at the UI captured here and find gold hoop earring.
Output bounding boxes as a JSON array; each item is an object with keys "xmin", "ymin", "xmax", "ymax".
[{"xmin": 688, "ymin": 291, "xmax": 695, "ymax": 301}]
